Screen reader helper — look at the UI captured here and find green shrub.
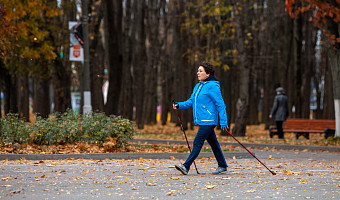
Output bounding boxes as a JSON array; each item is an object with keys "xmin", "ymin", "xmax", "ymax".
[
  {"xmin": 0, "ymin": 113, "xmax": 31, "ymax": 144},
  {"xmin": 0, "ymin": 110, "xmax": 135, "ymax": 148}
]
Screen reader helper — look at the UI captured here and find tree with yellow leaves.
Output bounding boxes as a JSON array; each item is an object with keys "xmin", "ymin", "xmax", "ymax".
[{"xmin": 0, "ymin": 0, "xmax": 61, "ymax": 118}]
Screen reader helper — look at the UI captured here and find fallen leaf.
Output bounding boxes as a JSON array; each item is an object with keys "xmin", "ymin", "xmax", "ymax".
[
  {"xmin": 166, "ymin": 192, "xmax": 175, "ymax": 196},
  {"xmin": 205, "ymin": 185, "xmax": 216, "ymax": 189},
  {"xmin": 283, "ymin": 170, "xmax": 294, "ymax": 175}
]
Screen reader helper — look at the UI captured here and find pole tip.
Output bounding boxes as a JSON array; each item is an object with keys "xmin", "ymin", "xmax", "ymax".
[{"xmin": 271, "ymin": 171, "xmax": 276, "ymax": 175}]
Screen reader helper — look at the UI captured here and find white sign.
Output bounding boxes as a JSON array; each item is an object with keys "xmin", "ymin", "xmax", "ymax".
[{"xmin": 69, "ymin": 21, "xmax": 84, "ymax": 62}]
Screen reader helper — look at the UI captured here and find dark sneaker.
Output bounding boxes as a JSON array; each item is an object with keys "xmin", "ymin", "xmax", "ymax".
[
  {"xmin": 212, "ymin": 167, "xmax": 227, "ymax": 175},
  {"xmin": 175, "ymin": 164, "xmax": 188, "ymax": 175}
]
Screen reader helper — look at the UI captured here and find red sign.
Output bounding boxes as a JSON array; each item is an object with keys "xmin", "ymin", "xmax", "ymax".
[{"xmin": 73, "ymin": 44, "xmax": 81, "ymax": 58}]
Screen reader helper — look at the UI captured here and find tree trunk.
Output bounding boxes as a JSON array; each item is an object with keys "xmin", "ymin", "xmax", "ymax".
[
  {"xmin": 143, "ymin": 0, "xmax": 160, "ymax": 125},
  {"xmin": 293, "ymin": 14, "xmax": 303, "ymax": 118},
  {"xmin": 170, "ymin": 0, "xmax": 191, "ymax": 130},
  {"xmin": 231, "ymin": 0, "xmax": 251, "ymax": 137},
  {"xmin": 53, "ymin": 58, "xmax": 72, "ymax": 114},
  {"xmin": 0, "ymin": 63, "xmax": 18, "ymax": 115},
  {"xmin": 89, "ymin": 0, "xmax": 105, "ymax": 112},
  {"xmin": 300, "ymin": 12, "xmax": 316, "ymax": 119},
  {"xmin": 285, "ymin": 21, "xmax": 295, "ymax": 119},
  {"xmin": 133, "ymin": 0, "xmax": 147, "ymax": 129},
  {"xmin": 161, "ymin": 61, "xmax": 172, "ymax": 125},
  {"xmin": 323, "ymin": 50, "xmax": 335, "ymax": 119},
  {"xmin": 89, "ymin": 41, "xmax": 105, "ymax": 112},
  {"xmin": 159, "ymin": 0, "xmax": 172, "ymax": 125},
  {"xmin": 328, "ymin": 49, "xmax": 340, "ymax": 137},
  {"xmin": 232, "ymin": 69, "xmax": 250, "ymax": 136},
  {"xmin": 104, "ymin": 0, "xmax": 123, "ymax": 116},
  {"xmin": 119, "ymin": 0, "xmax": 133, "ymax": 119},
  {"xmin": 34, "ymin": 76, "xmax": 50, "ymax": 118},
  {"xmin": 18, "ymin": 74, "xmax": 29, "ymax": 121},
  {"xmin": 3, "ymin": 74, "xmax": 18, "ymax": 114}
]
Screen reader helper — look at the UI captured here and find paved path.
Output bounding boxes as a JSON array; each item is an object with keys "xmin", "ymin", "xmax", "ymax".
[
  {"xmin": 133, "ymin": 139, "xmax": 340, "ymax": 152},
  {"xmin": 1, "ymin": 149, "xmax": 339, "ymax": 199}
]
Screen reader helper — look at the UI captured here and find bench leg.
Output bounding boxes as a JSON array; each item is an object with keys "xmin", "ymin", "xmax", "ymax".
[
  {"xmin": 269, "ymin": 128, "xmax": 274, "ymax": 138},
  {"xmin": 324, "ymin": 128, "xmax": 335, "ymax": 139}
]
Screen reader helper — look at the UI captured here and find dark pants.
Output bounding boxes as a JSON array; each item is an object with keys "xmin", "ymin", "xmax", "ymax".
[
  {"xmin": 276, "ymin": 121, "xmax": 284, "ymax": 139},
  {"xmin": 183, "ymin": 125, "xmax": 228, "ymax": 171}
]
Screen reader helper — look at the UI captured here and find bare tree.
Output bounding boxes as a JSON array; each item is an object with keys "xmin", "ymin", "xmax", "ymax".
[
  {"xmin": 104, "ymin": 0, "xmax": 124, "ymax": 116},
  {"xmin": 133, "ymin": 0, "xmax": 147, "ymax": 128},
  {"xmin": 89, "ymin": 0, "xmax": 105, "ymax": 112}
]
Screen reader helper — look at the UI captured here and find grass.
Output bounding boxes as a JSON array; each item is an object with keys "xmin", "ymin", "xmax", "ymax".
[{"xmin": 135, "ymin": 123, "xmax": 340, "ymax": 147}]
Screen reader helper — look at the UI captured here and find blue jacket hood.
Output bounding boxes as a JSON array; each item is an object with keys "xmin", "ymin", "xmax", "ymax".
[{"xmin": 203, "ymin": 75, "xmax": 218, "ymax": 82}]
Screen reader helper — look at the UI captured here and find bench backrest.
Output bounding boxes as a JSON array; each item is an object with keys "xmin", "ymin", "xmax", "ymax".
[{"xmin": 283, "ymin": 119, "xmax": 335, "ymax": 131}]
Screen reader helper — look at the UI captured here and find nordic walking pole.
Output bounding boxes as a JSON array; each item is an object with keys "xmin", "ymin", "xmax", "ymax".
[
  {"xmin": 224, "ymin": 129, "xmax": 276, "ymax": 175},
  {"xmin": 173, "ymin": 101, "xmax": 200, "ymax": 174}
]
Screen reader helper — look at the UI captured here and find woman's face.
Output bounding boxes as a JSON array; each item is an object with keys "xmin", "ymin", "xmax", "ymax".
[{"xmin": 197, "ymin": 66, "xmax": 210, "ymax": 81}]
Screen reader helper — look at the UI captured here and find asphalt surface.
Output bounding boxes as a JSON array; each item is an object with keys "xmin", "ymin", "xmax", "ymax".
[{"xmin": 1, "ymin": 140, "xmax": 339, "ymax": 199}]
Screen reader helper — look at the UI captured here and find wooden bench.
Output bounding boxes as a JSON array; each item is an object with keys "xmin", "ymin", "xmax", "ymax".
[{"xmin": 269, "ymin": 119, "xmax": 335, "ymax": 139}]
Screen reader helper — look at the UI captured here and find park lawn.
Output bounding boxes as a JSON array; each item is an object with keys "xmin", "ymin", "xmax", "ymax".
[
  {"xmin": 134, "ymin": 123, "xmax": 340, "ymax": 147},
  {"xmin": 1, "ymin": 123, "xmax": 339, "ymax": 154}
]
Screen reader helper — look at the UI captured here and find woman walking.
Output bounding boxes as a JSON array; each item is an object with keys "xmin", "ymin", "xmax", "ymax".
[{"xmin": 173, "ymin": 61, "xmax": 229, "ymax": 175}]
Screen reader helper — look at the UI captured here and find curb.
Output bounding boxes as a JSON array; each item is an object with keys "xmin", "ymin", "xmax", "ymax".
[
  {"xmin": 133, "ymin": 139, "xmax": 340, "ymax": 152},
  {"xmin": 0, "ymin": 152, "xmax": 250, "ymax": 161}
]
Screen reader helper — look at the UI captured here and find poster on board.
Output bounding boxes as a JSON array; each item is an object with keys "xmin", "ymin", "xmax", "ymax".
[{"xmin": 69, "ymin": 21, "xmax": 84, "ymax": 62}]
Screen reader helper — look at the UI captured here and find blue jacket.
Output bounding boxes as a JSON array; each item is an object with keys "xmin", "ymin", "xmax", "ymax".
[{"xmin": 177, "ymin": 76, "xmax": 228, "ymax": 126}]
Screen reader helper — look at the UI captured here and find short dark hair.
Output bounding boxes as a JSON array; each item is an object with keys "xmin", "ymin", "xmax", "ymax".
[{"xmin": 200, "ymin": 61, "xmax": 215, "ymax": 76}]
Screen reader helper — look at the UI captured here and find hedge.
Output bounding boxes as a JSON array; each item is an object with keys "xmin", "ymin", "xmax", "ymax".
[{"xmin": 0, "ymin": 109, "xmax": 135, "ymax": 148}]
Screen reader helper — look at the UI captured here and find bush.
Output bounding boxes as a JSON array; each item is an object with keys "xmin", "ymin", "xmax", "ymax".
[
  {"xmin": 0, "ymin": 110, "xmax": 135, "ymax": 149},
  {"xmin": 0, "ymin": 113, "xmax": 31, "ymax": 144}
]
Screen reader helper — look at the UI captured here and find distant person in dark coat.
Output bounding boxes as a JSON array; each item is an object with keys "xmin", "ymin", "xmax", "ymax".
[{"xmin": 269, "ymin": 87, "xmax": 289, "ymax": 139}]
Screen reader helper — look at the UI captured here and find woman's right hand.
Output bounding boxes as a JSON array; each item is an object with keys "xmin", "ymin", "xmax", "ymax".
[
  {"xmin": 173, "ymin": 103, "xmax": 177, "ymax": 110},
  {"xmin": 221, "ymin": 125, "xmax": 229, "ymax": 131}
]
